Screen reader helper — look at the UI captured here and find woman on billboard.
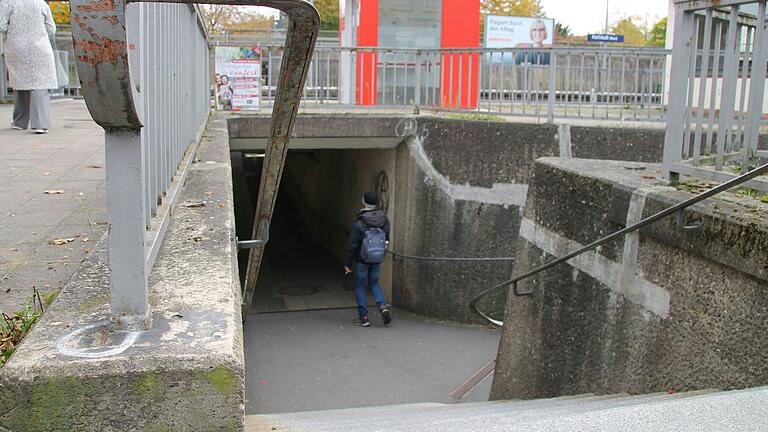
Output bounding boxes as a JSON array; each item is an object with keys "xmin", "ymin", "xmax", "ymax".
[{"xmin": 515, "ymin": 19, "xmax": 551, "ymax": 65}]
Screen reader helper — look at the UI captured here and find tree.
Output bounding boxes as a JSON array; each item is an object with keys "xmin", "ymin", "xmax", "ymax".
[
  {"xmin": 313, "ymin": 0, "xmax": 339, "ymax": 31},
  {"xmin": 201, "ymin": 5, "xmax": 242, "ymax": 34},
  {"xmin": 480, "ymin": 0, "xmax": 545, "ymax": 17},
  {"xmin": 200, "ymin": 5, "xmax": 273, "ymax": 34},
  {"xmin": 49, "ymin": 2, "xmax": 70, "ymax": 25},
  {"xmin": 610, "ymin": 17, "xmax": 646, "ymax": 46},
  {"xmin": 646, "ymin": 17, "xmax": 667, "ymax": 47},
  {"xmin": 554, "ymin": 22, "xmax": 571, "ymax": 41}
]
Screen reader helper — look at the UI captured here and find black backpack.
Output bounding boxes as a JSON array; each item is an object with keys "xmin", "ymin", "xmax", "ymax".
[{"xmin": 360, "ymin": 227, "xmax": 387, "ymax": 264}]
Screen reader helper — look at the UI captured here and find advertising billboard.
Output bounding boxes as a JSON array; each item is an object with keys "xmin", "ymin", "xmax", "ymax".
[
  {"xmin": 484, "ymin": 15, "xmax": 554, "ymax": 65},
  {"xmin": 214, "ymin": 46, "xmax": 262, "ymax": 111}
]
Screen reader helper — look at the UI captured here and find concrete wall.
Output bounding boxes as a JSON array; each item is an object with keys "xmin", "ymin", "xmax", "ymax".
[
  {"xmin": 392, "ymin": 118, "xmax": 559, "ymax": 323},
  {"xmin": 491, "ymin": 157, "xmax": 768, "ymax": 400},
  {"xmin": 283, "ymin": 149, "xmax": 397, "ymax": 299},
  {"xmin": 228, "ymin": 115, "xmax": 669, "ymax": 324}
]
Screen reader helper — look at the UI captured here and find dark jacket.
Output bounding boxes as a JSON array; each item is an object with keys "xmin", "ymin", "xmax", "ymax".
[{"xmin": 344, "ymin": 208, "xmax": 390, "ymax": 266}]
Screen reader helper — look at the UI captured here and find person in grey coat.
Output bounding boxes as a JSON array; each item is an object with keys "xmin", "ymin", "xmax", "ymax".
[{"xmin": 0, "ymin": 0, "xmax": 58, "ymax": 134}]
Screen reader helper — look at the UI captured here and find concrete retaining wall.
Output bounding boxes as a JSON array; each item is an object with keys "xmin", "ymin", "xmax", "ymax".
[
  {"xmin": 0, "ymin": 115, "xmax": 245, "ymax": 431},
  {"xmin": 491, "ymin": 157, "xmax": 768, "ymax": 399}
]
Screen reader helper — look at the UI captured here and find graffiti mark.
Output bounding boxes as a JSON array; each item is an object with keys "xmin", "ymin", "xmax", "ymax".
[
  {"xmin": 395, "ymin": 118, "xmax": 429, "ymax": 140},
  {"xmin": 57, "ymin": 324, "xmax": 141, "ymax": 359}
]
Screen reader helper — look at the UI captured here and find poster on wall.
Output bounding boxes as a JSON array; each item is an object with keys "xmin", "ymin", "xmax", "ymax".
[
  {"xmin": 214, "ymin": 46, "xmax": 262, "ymax": 111},
  {"xmin": 484, "ymin": 15, "xmax": 554, "ymax": 65}
]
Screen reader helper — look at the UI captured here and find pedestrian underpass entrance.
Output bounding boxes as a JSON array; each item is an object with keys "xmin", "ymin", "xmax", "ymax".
[{"xmin": 232, "ymin": 143, "xmax": 398, "ymax": 314}]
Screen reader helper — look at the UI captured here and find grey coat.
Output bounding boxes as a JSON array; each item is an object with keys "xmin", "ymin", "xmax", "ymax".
[{"xmin": 0, "ymin": 0, "xmax": 57, "ymax": 90}]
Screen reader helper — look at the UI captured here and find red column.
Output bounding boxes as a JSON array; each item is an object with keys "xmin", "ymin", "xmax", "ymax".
[
  {"xmin": 441, "ymin": 0, "xmax": 480, "ymax": 109},
  {"xmin": 356, "ymin": 0, "xmax": 378, "ymax": 105}
]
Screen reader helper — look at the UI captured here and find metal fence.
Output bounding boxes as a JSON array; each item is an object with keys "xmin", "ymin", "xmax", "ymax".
[
  {"xmin": 255, "ymin": 46, "xmax": 670, "ymax": 122},
  {"xmin": 70, "ymin": 0, "xmax": 210, "ymax": 327},
  {"xmin": 664, "ymin": 0, "xmax": 768, "ymax": 191}
]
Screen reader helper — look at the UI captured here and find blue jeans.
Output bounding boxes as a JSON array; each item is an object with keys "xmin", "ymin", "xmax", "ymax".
[{"xmin": 354, "ymin": 262, "xmax": 387, "ymax": 317}]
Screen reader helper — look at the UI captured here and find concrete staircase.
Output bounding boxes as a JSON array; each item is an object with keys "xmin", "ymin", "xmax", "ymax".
[{"xmin": 245, "ymin": 386, "xmax": 768, "ymax": 431}]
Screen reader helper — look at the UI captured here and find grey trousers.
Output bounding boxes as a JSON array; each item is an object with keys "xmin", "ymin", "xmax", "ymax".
[{"xmin": 12, "ymin": 90, "xmax": 51, "ymax": 130}]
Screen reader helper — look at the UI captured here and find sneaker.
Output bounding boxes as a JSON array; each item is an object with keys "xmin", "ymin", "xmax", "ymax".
[
  {"xmin": 379, "ymin": 305, "xmax": 392, "ymax": 325},
  {"xmin": 354, "ymin": 316, "xmax": 371, "ymax": 327},
  {"xmin": 33, "ymin": 129, "xmax": 48, "ymax": 134},
  {"xmin": 10, "ymin": 123, "xmax": 23, "ymax": 130}
]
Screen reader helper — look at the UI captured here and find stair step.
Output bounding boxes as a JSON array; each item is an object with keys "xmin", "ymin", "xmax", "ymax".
[{"xmin": 245, "ymin": 386, "xmax": 768, "ymax": 432}]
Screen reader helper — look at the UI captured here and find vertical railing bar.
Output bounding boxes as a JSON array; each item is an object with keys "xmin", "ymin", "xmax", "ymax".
[
  {"xmin": 705, "ymin": 20, "xmax": 723, "ymax": 155},
  {"xmin": 468, "ymin": 51, "xmax": 473, "ymax": 110},
  {"xmin": 449, "ymin": 51, "xmax": 454, "ymax": 108},
  {"xmin": 499, "ymin": 52, "xmax": 505, "ymax": 112},
  {"xmin": 370, "ymin": 49, "xmax": 376, "ymax": 105},
  {"xmin": 743, "ymin": 1, "xmax": 768, "ymax": 172},
  {"xmin": 619, "ymin": 53, "xmax": 626, "ymax": 121},
  {"xmin": 547, "ymin": 52, "xmax": 556, "ymax": 123},
  {"xmin": 578, "ymin": 53, "xmax": 584, "ymax": 117},
  {"xmin": 487, "ymin": 52, "xmax": 493, "ymax": 112},
  {"xmin": 735, "ymin": 26, "xmax": 753, "ymax": 152},
  {"xmin": 715, "ymin": 6, "xmax": 741, "ymax": 170},
  {"xmin": 633, "ymin": 54, "xmax": 640, "ymax": 120},
  {"xmin": 511, "ymin": 51, "xmax": 517, "ymax": 114},
  {"xmin": 605, "ymin": 52, "xmax": 611, "ymax": 119},
  {"xmin": 693, "ymin": 10, "xmax": 714, "ymax": 165},
  {"xmin": 683, "ymin": 15, "xmax": 702, "ymax": 159},
  {"xmin": 565, "ymin": 52, "xmax": 571, "ymax": 117},
  {"xmin": 592, "ymin": 53, "xmax": 598, "ymax": 118},
  {"xmin": 458, "ymin": 52, "xmax": 463, "ymax": 109}
]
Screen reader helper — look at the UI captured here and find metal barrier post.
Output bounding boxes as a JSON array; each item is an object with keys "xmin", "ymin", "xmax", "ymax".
[{"xmin": 547, "ymin": 52, "xmax": 557, "ymax": 123}]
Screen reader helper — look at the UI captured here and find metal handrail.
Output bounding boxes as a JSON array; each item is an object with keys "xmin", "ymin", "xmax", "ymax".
[{"xmin": 469, "ymin": 162, "xmax": 768, "ymax": 326}]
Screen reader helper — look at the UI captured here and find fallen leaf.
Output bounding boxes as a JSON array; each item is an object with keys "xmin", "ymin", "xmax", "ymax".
[
  {"xmin": 641, "ymin": 175, "xmax": 657, "ymax": 180},
  {"xmin": 44, "ymin": 190, "xmax": 64, "ymax": 195},
  {"xmin": 204, "ymin": 191, "xmax": 213, "ymax": 196},
  {"xmin": 86, "ymin": 165, "xmax": 102, "ymax": 169},
  {"xmin": 184, "ymin": 200, "xmax": 206, "ymax": 208},
  {"xmin": 42, "ymin": 172, "xmax": 51, "ymax": 176},
  {"xmin": 2, "ymin": 248, "xmax": 18, "ymax": 252},
  {"xmin": 50, "ymin": 238, "xmax": 75, "ymax": 245},
  {"xmin": 218, "ymin": 203, "xmax": 225, "ymax": 208}
]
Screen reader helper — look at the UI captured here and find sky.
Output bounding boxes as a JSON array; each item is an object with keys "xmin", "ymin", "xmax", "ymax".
[{"xmin": 539, "ymin": 0, "xmax": 670, "ymax": 35}]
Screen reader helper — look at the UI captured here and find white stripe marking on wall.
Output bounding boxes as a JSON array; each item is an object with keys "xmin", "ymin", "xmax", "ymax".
[
  {"xmin": 519, "ymin": 217, "xmax": 670, "ymax": 318},
  {"xmin": 410, "ymin": 137, "xmax": 529, "ymax": 207}
]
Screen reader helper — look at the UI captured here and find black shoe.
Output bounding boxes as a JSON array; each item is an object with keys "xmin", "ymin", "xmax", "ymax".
[
  {"xmin": 379, "ymin": 305, "xmax": 392, "ymax": 325},
  {"xmin": 354, "ymin": 315, "xmax": 371, "ymax": 327}
]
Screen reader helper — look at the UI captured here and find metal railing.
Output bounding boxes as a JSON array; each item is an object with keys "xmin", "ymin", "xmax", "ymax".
[
  {"xmin": 71, "ymin": 0, "xmax": 211, "ymax": 328},
  {"xmin": 256, "ymin": 45, "xmax": 670, "ymax": 122},
  {"xmin": 72, "ymin": 0, "xmax": 317, "ymax": 328},
  {"xmin": 664, "ymin": 0, "xmax": 768, "ymax": 191}
]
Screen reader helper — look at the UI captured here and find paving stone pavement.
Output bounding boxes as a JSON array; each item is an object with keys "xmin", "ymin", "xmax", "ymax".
[{"xmin": 0, "ymin": 99, "xmax": 105, "ymax": 316}]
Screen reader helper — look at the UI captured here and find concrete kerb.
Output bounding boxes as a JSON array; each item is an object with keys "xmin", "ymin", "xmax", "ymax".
[{"xmin": 0, "ymin": 112, "xmax": 245, "ymax": 431}]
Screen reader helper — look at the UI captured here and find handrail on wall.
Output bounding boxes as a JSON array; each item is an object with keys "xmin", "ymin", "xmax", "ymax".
[{"xmin": 469, "ymin": 162, "xmax": 768, "ymax": 326}]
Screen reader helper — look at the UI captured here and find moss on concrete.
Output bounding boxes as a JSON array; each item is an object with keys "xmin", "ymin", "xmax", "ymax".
[
  {"xmin": 130, "ymin": 373, "xmax": 164, "ymax": 401},
  {"xmin": 194, "ymin": 366, "xmax": 237, "ymax": 395},
  {"xmin": 0, "ymin": 375, "xmax": 94, "ymax": 431}
]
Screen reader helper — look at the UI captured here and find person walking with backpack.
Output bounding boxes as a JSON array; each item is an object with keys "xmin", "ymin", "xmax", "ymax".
[{"xmin": 344, "ymin": 192, "xmax": 392, "ymax": 327}]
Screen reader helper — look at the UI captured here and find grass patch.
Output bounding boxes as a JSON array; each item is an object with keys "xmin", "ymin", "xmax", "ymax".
[{"xmin": 1, "ymin": 290, "xmax": 49, "ymax": 367}]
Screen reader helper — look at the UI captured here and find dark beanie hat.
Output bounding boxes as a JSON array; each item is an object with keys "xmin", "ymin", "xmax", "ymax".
[{"xmin": 363, "ymin": 192, "xmax": 378, "ymax": 206}]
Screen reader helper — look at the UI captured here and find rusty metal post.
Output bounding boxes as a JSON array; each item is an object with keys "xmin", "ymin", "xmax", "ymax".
[{"xmin": 70, "ymin": 0, "xmax": 318, "ymax": 328}]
